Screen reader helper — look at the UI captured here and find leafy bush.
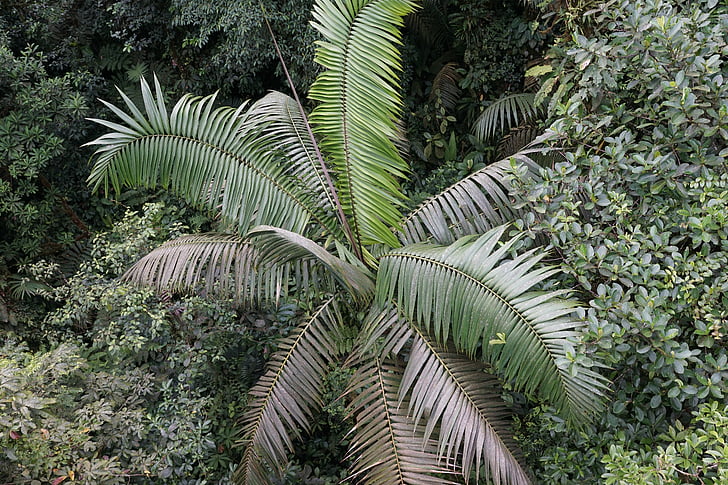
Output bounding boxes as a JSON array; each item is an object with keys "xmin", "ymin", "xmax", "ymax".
[
  {"xmin": 512, "ymin": 0, "xmax": 728, "ymax": 482},
  {"xmin": 0, "ymin": 204, "xmax": 281, "ymax": 483}
]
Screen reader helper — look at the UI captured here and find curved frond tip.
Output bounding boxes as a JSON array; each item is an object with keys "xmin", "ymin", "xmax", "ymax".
[
  {"xmin": 235, "ymin": 298, "xmax": 344, "ymax": 484},
  {"xmin": 85, "ymin": 76, "xmax": 328, "ymax": 237}
]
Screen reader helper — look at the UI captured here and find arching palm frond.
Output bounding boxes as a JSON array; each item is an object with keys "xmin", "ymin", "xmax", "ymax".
[
  {"xmin": 122, "ymin": 233, "xmax": 335, "ymax": 306},
  {"xmin": 401, "ymin": 328, "xmax": 530, "ymax": 485},
  {"xmin": 344, "ymin": 358, "xmax": 461, "ymax": 485},
  {"xmin": 400, "ymin": 153, "xmax": 541, "ymax": 245},
  {"xmin": 472, "ymin": 93, "xmax": 545, "ymax": 144},
  {"xmin": 247, "ymin": 225, "xmax": 375, "ymax": 304},
  {"xmin": 309, "ymin": 0, "xmax": 416, "ymax": 249},
  {"xmin": 85, "ymin": 76, "xmax": 331, "ymax": 238},
  {"xmin": 248, "ymin": 91, "xmax": 342, "ymax": 237},
  {"xmin": 377, "ymin": 226, "xmax": 609, "ymax": 424},
  {"xmin": 235, "ymin": 297, "xmax": 345, "ymax": 484},
  {"xmin": 360, "ymin": 307, "xmax": 530, "ymax": 485},
  {"xmin": 497, "ymin": 125, "xmax": 542, "ymax": 159}
]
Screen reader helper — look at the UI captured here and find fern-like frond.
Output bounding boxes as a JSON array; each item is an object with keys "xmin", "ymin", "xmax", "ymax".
[
  {"xmin": 123, "ymin": 233, "xmax": 335, "ymax": 306},
  {"xmin": 430, "ymin": 62, "xmax": 462, "ymax": 111},
  {"xmin": 472, "ymin": 93, "xmax": 545, "ymax": 144},
  {"xmin": 404, "ymin": 0, "xmax": 451, "ymax": 48},
  {"xmin": 309, "ymin": 0, "xmax": 416, "ymax": 249},
  {"xmin": 248, "ymin": 225, "xmax": 375, "ymax": 304},
  {"xmin": 85, "ymin": 76, "xmax": 332, "ymax": 237},
  {"xmin": 248, "ymin": 91, "xmax": 341, "ymax": 236},
  {"xmin": 401, "ymin": 327, "xmax": 530, "ymax": 484},
  {"xmin": 377, "ymin": 226, "xmax": 609, "ymax": 424},
  {"xmin": 497, "ymin": 125, "xmax": 542, "ymax": 159},
  {"xmin": 399, "ymin": 153, "xmax": 541, "ymax": 245},
  {"xmin": 360, "ymin": 306, "xmax": 530, "ymax": 484},
  {"xmin": 235, "ymin": 297, "xmax": 344, "ymax": 484},
  {"xmin": 344, "ymin": 357, "xmax": 460, "ymax": 485}
]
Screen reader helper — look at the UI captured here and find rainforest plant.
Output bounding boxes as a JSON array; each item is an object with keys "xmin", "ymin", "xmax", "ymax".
[{"xmin": 84, "ymin": 0, "xmax": 608, "ymax": 483}]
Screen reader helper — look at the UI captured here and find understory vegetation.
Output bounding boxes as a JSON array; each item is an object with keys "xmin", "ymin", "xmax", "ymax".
[{"xmin": 0, "ymin": 0, "xmax": 726, "ymax": 484}]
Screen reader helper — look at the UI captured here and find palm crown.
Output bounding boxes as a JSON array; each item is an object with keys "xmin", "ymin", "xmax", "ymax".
[{"xmin": 85, "ymin": 0, "xmax": 607, "ymax": 483}]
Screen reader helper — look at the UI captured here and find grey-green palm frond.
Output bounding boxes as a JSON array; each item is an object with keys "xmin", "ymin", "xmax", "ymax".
[
  {"xmin": 344, "ymin": 357, "xmax": 460, "ymax": 485},
  {"xmin": 360, "ymin": 307, "xmax": 530, "ymax": 484},
  {"xmin": 472, "ymin": 93, "xmax": 545, "ymax": 144},
  {"xmin": 309, "ymin": 0, "xmax": 416, "ymax": 249},
  {"xmin": 247, "ymin": 225, "xmax": 375, "ymax": 304},
  {"xmin": 235, "ymin": 297, "xmax": 344, "ymax": 484},
  {"xmin": 377, "ymin": 225, "xmax": 609, "ymax": 424},
  {"xmin": 85, "ymin": 76, "xmax": 332, "ymax": 237},
  {"xmin": 401, "ymin": 327, "xmax": 530, "ymax": 485},
  {"xmin": 122, "ymin": 233, "xmax": 335, "ymax": 306},
  {"xmin": 248, "ymin": 91, "xmax": 341, "ymax": 234},
  {"xmin": 399, "ymin": 154, "xmax": 541, "ymax": 245}
]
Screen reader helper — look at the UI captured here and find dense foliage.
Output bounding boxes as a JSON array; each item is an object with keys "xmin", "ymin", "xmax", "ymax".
[
  {"xmin": 0, "ymin": 0, "xmax": 726, "ymax": 483},
  {"xmin": 511, "ymin": 0, "xmax": 728, "ymax": 482}
]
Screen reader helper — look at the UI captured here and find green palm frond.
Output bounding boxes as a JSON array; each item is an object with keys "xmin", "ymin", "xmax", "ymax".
[
  {"xmin": 123, "ymin": 233, "xmax": 335, "ymax": 306},
  {"xmin": 344, "ymin": 357, "xmax": 461, "ymax": 485},
  {"xmin": 85, "ymin": 76, "xmax": 332, "ymax": 237},
  {"xmin": 472, "ymin": 93, "xmax": 545, "ymax": 144},
  {"xmin": 248, "ymin": 91, "xmax": 341, "ymax": 235},
  {"xmin": 377, "ymin": 226, "xmax": 609, "ymax": 424},
  {"xmin": 247, "ymin": 225, "xmax": 375, "ymax": 303},
  {"xmin": 400, "ymin": 153, "xmax": 541, "ymax": 245},
  {"xmin": 309, "ymin": 0, "xmax": 416, "ymax": 249},
  {"xmin": 401, "ymin": 327, "xmax": 531, "ymax": 485},
  {"xmin": 235, "ymin": 297, "xmax": 344, "ymax": 484}
]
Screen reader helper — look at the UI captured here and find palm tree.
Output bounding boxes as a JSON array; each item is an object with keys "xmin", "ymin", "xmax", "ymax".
[{"xmin": 85, "ymin": 0, "xmax": 607, "ymax": 483}]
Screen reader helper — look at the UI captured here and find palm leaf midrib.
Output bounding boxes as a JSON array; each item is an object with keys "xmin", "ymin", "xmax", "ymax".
[
  {"xmin": 117, "ymin": 132, "xmax": 335, "ymax": 235},
  {"xmin": 281, "ymin": 100, "xmax": 339, "ymax": 215},
  {"xmin": 380, "ymin": 250, "xmax": 560, "ymax": 381},
  {"xmin": 374, "ymin": 360, "xmax": 407, "ymax": 483},
  {"xmin": 400, "ymin": 164, "xmax": 510, "ymax": 229},
  {"xmin": 334, "ymin": 6, "xmax": 361, "ymax": 252}
]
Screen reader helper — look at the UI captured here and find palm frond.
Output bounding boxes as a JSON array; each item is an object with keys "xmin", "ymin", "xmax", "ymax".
[
  {"xmin": 360, "ymin": 306, "xmax": 531, "ymax": 484},
  {"xmin": 497, "ymin": 125, "xmax": 542, "ymax": 159},
  {"xmin": 344, "ymin": 357, "xmax": 460, "ymax": 485},
  {"xmin": 248, "ymin": 91, "xmax": 342, "ymax": 237},
  {"xmin": 235, "ymin": 297, "xmax": 344, "ymax": 484},
  {"xmin": 309, "ymin": 0, "xmax": 416, "ymax": 249},
  {"xmin": 85, "ymin": 76, "xmax": 332, "ymax": 237},
  {"xmin": 472, "ymin": 93, "xmax": 545, "ymax": 144},
  {"xmin": 430, "ymin": 62, "xmax": 462, "ymax": 112},
  {"xmin": 377, "ymin": 226, "xmax": 609, "ymax": 424},
  {"xmin": 399, "ymin": 153, "xmax": 541, "ymax": 245},
  {"xmin": 123, "ymin": 233, "xmax": 335, "ymax": 306},
  {"xmin": 405, "ymin": 0, "xmax": 451, "ymax": 47},
  {"xmin": 401, "ymin": 327, "xmax": 531, "ymax": 485},
  {"xmin": 247, "ymin": 225, "xmax": 375, "ymax": 304}
]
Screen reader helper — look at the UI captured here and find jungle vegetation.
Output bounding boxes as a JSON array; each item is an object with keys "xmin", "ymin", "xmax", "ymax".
[{"xmin": 0, "ymin": 0, "xmax": 726, "ymax": 484}]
